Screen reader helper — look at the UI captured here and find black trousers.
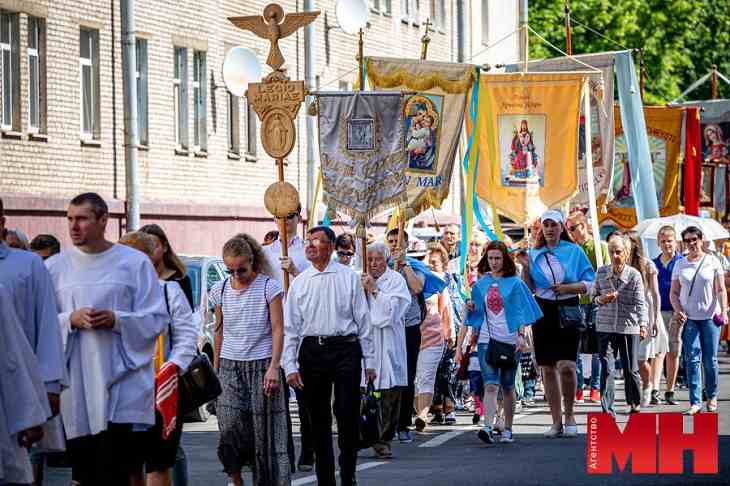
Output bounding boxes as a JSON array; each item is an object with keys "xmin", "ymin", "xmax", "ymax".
[
  {"xmin": 398, "ymin": 325, "xmax": 422, "ymax": 431},
  {"xmin": 294, "ymin": 387, "xmax": 315, "ymax": 464},
  {"xmin": 67, "ymin": 423, "xmax": 144, "ymax": 486},
  {"xmin": 299, "ymin": 338, "xmax": 362, "ymax": 486},
  {"xmin": 598, "ymin": 332, "xmax": 642, "ymax": 415}
]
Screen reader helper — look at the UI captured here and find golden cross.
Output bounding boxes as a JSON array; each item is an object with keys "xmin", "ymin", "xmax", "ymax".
[{"xmin": 421, "ymin": 18, "xmax": 433, "ymax": 61}]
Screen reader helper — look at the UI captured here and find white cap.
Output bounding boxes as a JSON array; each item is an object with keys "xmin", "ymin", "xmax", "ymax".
[{"xmin": 540, "ymin": 209, "xmax": 565, "ymax": 224}]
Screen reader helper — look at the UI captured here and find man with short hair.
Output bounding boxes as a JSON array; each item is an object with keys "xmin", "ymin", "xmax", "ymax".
[
  {"xmin": 335, "ymin": 232, "xmax": 356, "ymax": 267},
  {"xmin": 361, "ymin": 243, "xmax": 410, "ymax": 459},
  {"xmin": 386, "ymin": 228, "xmax": 425, "ymax": 443},
  {"xmin": 30, "ymin": 234, "xmax": 61, "ymax": 260},
  {"xmin": 441, "ymin": 224, "xmax": 461, "ymax": 273},
  {"xmin": 566, "ymin": 211, "xmax": 607, "ymax": 404},
  {"xmin": 46, "ymin": 192, "xmax": 167, "ymax": 486},
  {"xmin": 284, "ymin": 226, "xmax": 375, "ymax": 486}
]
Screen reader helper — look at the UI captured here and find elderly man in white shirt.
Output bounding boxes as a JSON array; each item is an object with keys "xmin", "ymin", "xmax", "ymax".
[
  {"xmin": 46, "ymin": 193, "xmax": 166, "ymax": 486},
  {"xmin": 361, "ymin": 243, "xmax": 411, "ymax": 459},
  {"xmin": 284, "ymin": 226, "xmax": 376, "ymax": 486}
]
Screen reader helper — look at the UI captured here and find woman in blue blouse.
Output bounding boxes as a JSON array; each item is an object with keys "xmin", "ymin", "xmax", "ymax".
[{"xmin": 521, "ymin": 210, "xmax": 595, "ymax": 438}]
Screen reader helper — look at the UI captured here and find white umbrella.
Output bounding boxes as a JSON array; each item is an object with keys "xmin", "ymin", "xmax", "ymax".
[{"xmin": 632, "ymin": 214, "xmax": 730, "ymax": 241}]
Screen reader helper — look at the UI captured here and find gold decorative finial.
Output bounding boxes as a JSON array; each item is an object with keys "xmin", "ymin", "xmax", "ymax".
[
  {"xmin": 229, "ymin": 3, "xmax": 319, "ymax": 71},
  {"xmin": 420, "ymin": 18, "xmax": 433, "ymax": 61}
]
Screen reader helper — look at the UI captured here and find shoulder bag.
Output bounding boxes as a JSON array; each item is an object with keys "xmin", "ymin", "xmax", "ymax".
[
  {"xmin": 686, "ymin": 256, "xmax": 724, "ymax": 326},
  {"xmin": 164, "ymin": 281, "xmax": 223, "ymax": 416},
  {"xmin": 483, "ymin": 285, "xmax": 518, "ymax": 370},
  {"xmin": 543, "ymin": 252, "xmax": 586, "ymax": 331}
]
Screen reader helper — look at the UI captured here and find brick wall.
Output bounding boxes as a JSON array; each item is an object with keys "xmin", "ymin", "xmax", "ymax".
[{"xmin": 0, "ymin": 0, "xmax": 517, "ymax": 254}]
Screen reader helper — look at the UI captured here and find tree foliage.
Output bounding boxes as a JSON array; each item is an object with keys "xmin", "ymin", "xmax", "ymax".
[{"xmin": 528, "ymin": 0, "xmax": 730, "ymax": 104}]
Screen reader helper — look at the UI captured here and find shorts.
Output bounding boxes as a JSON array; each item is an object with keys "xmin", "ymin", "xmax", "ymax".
[
  {"xmin": 414, "ymin": 343, "xmax": 444, "ymax": 395},
  {"xmin": 477, "ymin": 343, "xmax": 521, "ymax": 392},
  {"xmin": 666, "ymin": 311, "xmax": 684, "ymax": 356},
  {"xmin": 532, "ymin": 297, "xmax": 581, "ymax": 367},
  {"xmin": 67, "ymin": 423, "xmax": 145, "ymax": 486},
  {"xmin": 141, "ymin": 406, "xmax": 184, "ymax": 472},
  {"xmin": 468, "ymin": 370, "xmax": 484, "ymax": 397}
]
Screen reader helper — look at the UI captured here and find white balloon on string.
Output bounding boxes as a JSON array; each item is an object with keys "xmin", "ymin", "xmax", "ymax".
[
  {"xmin": 222, "ymin": 47, "xmax": 262, "ymax": 97},
  {"xmin": 335, "ymin": 0, "xmax": 369, "ymax": 35}
]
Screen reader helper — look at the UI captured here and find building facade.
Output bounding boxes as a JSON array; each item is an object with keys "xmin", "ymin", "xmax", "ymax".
[{"xmin": 0, "ymin": 0, "xmax": 520, "ymax": 255}]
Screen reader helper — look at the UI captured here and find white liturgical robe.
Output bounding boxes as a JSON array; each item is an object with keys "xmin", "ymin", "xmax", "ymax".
[
  {"xmin": 366, "ymin": 268, "xmax": 411, "ymax": 390},
  {"xmin": 0, "ymin": 284, "xmax": 51, "ymax": 484},
  {"xmin": 46, "ymin": 244, "xmax": 167, "ymax": 439}
]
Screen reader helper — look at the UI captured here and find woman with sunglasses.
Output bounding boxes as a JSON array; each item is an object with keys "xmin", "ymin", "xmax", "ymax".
[
  {"xmin": 209, "ymin": 235, "xmax": 291, "ymax": 486},
  {"xmin": 670, "ymin": 226, "xmax": 728, "ymax": 415}
]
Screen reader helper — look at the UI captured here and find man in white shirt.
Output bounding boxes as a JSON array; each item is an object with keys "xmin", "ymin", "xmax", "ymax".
[
  {"xmin": 361, "ymin": 243, "xmax": 411, "ymax": 459},
  {"xmin": 0, "ymin": 197, "xmax": 65, "ymax": 414},
  {"xmin": 46, "ymin": 193, "xmax": 166, "ymax": 486},
  {"xmin": 284, "ymin": 226, "xmax": 376, "ymax": 486}
]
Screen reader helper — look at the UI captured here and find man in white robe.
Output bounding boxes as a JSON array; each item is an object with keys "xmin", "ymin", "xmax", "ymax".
[
  {"xmin": 0, "ymin": 284, "xmax": 51, "ymax": 485},
  {"xmin": 361, "ymin": 243, "xmax": 411, "ymax": 459},
  {"xmin": 46, "ymin": 193, "xmax": 166, "ymax": 486}
]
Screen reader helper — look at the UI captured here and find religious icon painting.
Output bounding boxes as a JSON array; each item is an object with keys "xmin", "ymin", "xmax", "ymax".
[
  {"xmin": 700, "ymin": 164, "xmax": 715, "ymax": 207},
  {"xmin": 403, "ymin": 93, "xmax": 443, "ymax": 174},
  {"xmin": 701, "ymin": 122, "xmax": 730, "ymax": 165},
  {"xmin": 498, "ymin": 114, "xmax": 546, "ymax": 188},
  {"xmin": 347, "ymin": 118, "xmax": 375, "ymax": 151}
]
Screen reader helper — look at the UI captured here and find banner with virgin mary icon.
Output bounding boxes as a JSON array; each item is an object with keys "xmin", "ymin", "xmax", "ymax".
[
  {"xmin": 366, "ymin": 57, "xmax": 475, "ymax": 217},
  {"xmin": 316, "ymin": 91, "xmax": 408, "ymax": 226},
  {"xmin": 473, "ymin": 72, "xmax": 587, "ymax": 224}
]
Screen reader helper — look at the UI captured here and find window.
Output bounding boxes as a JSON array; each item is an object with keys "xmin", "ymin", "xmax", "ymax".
[
  {"xmin": 245, "ymin": 101, "xmax": 257, "ymax": 156},
  {"xmin": 193, "ymin": 50, "xmax": 207, "ymax": 152},
  {"xmin": 79, "ymin": 27, "xmax": 100, "ymax": 140},
  {"xmin": 401, "ymin": 0, "xmax": 420, "ymax": 23},
  {"xmin": 227, "ymin": 91, "xmax": 239, "ymax": 156},
  {"xmin": 371, "ymin": 0, "xmax": 392, "ymax": 14},
  {"xmin": 135, "ymin": 38, "xmax": 148, "ymax": 146},
  {"xmin": 173, "ymin": 46, "xmax": 188, "ymax": 151},
  {"xmin": 432, "ymin": 0, "xmax": 445, "ymax": 30},
  {"xmin": 28, "ymin": 17, "xmax": 46, "ymax": 133},
  {"xmin": 401, "ymin": 0, "xmax": 410, "ymax": 18},
  {"xmin": 1, "ymin": 11, "xmax": 19, "ymax": 131},
  {"xmin": 481, "ymin": 0, "xmax": 489, "ymax": 46}
]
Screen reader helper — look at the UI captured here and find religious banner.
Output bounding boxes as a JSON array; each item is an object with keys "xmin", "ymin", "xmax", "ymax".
[
  {"xmin": 316, "ymin": 91, "xmax": 408, "ymax": 226},
  {"xmin": 506, "ymin": 52, "xmax": 617, "ymax": 210},
  {"xmin": 602, "ymin": 105, "xmax": 683, "ymax": 228},
  {"xmin": 473, "ymin": 72, "xmax": 586, "ymax": 224},
  {"xmin": 366, "ymin": 57, "xmax": 475, "ymax": 217}
]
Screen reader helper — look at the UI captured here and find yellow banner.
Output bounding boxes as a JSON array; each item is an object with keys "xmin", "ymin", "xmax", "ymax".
[
  {"xmin": 601, "ymin": 105, "xmax": 683, "ymax": 229},
  {"xmin": 474, "ymin": 73, "xmax": 586, "ymax": 224}
]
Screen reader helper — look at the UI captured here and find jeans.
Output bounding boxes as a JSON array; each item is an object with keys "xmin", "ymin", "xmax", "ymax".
[
  {"xmin": 172, "ymin": 446, "xmax": 188, "ymax": 486},
  {"xmin": 576, "ymin": 353, "xmax": 601, "ymax": 390},
  {"xmin": 598, "ymin": 333, "xmax": 641, "ymax": 416},
  {"xmin": 477, "ymin": 344, "xmax": 521, "ymax": 391},
  {"xmin": 682, "ymin": 319, "xmax": 720, "ymax": 405}
]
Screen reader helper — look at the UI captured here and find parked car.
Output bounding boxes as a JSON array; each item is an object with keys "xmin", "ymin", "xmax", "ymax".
[{"xmin": 180, "ymin": 255, "xmax": 227, "ymax": 422}]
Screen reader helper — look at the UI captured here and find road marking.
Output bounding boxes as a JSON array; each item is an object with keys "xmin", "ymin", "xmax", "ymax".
[
  {"xmin": 419, "ymin": 429, "xmax": 467, "ymax": 447},
  {"xmin": 292, "ymin": 461, "xmax": 388, "ymax": 485}
]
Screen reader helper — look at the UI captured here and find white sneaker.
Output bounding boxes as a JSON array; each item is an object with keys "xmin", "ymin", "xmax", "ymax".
[
  {"xmin": 640, "ymin": 388, "xmax": 652, "ymax": 408},
  {"xmin": 684, "ymin": 404, "xmax": 702, "ymax": 415},
  {"xmin": 543, "ymin": 425, "xmax": 563, "ymax": 438},
  {"xmin": 500, "ymin": 428, "xmax": 514, "ymax": 443}
]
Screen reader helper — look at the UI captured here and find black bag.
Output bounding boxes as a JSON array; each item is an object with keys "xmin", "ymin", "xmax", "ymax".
[
  {"xmin": 162, "ymin": 283, "xmax": 223, "ymax": 415},
  {"xmin": 543, "ymin": 253, "xmax": 587, "ymax": 331},
  {"xmin": 358, "ymin": 380, "xmax": 381, "ymax": 450}
]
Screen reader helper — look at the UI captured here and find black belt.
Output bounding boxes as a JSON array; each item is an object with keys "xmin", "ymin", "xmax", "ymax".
[{"xmin": 303, "ymin": 334, "xmax": 358, "ymax": 345}]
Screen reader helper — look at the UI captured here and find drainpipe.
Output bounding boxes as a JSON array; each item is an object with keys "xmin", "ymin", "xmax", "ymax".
[
  {"xmin": 121, "ymin": 0, "xmax": 140, "ymax": 230},
  {"xmin": 304, "ymin": 0, "xmax": 316, "ymax": 227},
  {"xmin": 456, "ymin": 0, "xmax": 465, "ymax": 63}
]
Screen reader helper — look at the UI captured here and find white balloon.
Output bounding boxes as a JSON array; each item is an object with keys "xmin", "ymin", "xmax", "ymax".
[
  {"xmin": 222, "ymin": 47, "xmax": 262, "ymax": 97},
  {"xmin": 335, "ymin": 0, "xmax": 369, "ymax": 35}
]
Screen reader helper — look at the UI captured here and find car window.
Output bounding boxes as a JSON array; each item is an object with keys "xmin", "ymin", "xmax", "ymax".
[
  {"xmin": 186, "ymin": 263, "xmax": 202, "ymax": 310},
  {"xmin": 207, "ymin": 262, "xmax": 224, "ymax": 291}
]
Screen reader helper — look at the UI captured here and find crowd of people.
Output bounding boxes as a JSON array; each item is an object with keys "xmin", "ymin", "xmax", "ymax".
[{"xmin": 1, "ymin": 192, "xmax": 728, "ymax": 486}]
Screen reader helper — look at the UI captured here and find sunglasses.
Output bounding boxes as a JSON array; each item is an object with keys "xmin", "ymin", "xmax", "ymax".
[
  {"xmin": 225, "ymin": 267, "xmax": 250, "ymax": 276},
  {"xmin": 683, "ymin": 237, "xmax": 699, "ymax": 244},
  {"xmin": 567, "ymin": 223, "xmax": 582, "ymax": 232},
  {"xmin": 337, "ymin": 250, "xmax": 355, "ymax": 257},
  {"xmin": 286, "ymin": 212, "xmax": 300, "ymax": 220}
]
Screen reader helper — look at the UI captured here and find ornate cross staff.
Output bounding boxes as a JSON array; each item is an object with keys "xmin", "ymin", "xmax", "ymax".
[
  {"xmin": 420, "ymin": 18, "xmax": 433, "ymax": 61},
  {"xmin": 229, "ymin": 3, "xmax": 320, "ymax": 291}
]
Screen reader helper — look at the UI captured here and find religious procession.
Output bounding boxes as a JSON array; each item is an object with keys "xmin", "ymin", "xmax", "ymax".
[{"xmin": 2, "ymin": 0, "xmax": 730, "ymax": 485}]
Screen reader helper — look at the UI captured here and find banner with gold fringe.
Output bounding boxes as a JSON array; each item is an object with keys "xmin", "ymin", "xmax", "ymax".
[{"xmin": 366, "ymin": 57, "xmax": 475, "ymax": 218}]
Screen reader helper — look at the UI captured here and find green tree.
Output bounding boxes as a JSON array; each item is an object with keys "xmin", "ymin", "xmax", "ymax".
[{"xmin": 528, "ymin": 0, "xmax": 730, "ymax": 104}]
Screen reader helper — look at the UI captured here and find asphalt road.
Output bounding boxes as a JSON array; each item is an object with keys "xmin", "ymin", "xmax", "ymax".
[{"xmin": 45, "ymin": 354, "xmax": 730, "ymax": 486}]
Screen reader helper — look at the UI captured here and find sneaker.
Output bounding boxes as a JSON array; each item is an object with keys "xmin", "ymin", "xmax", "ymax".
[
  {"xmin": 397, "ymin": 430, "xmax": 413, "ymax": 444},
  {"xmin": 373, "ymin": 445, "xmax": 393, "ymax": 459},
  {"xmin": 625, "ymin": 405, "xmax": 641, "ymax": 414},
  {"xmin": 444, "ymin": 412, "xmax": 457, "ymax": 425},
  {"xmin": 543, "ymin": 425, "xmax": 563, "ymax": 438},
  {"xmin": 640, "ymin": 389, "xmax": 651, "ymax": 408},
  {"xmin": 477, "ymin": 426, "xmax": 495, "ymax": 444},
  {"xmin": 564, "ymin": 423, "xmax": 578, "ymax": 438},
  {"xmin": 664, "ymin": 391, "xmax": 678, "ymax": 405},
  {"xmin": 575, "ymin": 389, "xmax": 585, "ymax": 403},
  {"xmin": 472, "ymin": 413, "xmax": 481, "ymax": 425},
  {"xmin": 414, "ymin": 417, "xmax": 427, "ymax": 432},
  {"xmin": 684, "ymin": 404, "xmax": 702, "ymax": 415},
  {"xmin": 650, "ymin": 390, "xmax": 663, "ymax": 405},
  {"xmin": 707, "ymin": 398, "xmax": 718, "ymax": 412},
  {"xmin": 500, "ymin": 428, "xmax": 514, "ymax": 443},
  {"xmin": 589, "ymin": 389, "xmax": 601, "ymax": 403},
  {"xmin": 429, "ymin": 413, "xmax": 444, "ymax": 425}
]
